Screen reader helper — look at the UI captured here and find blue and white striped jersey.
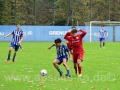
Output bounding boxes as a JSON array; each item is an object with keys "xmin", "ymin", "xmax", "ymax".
[
  {"xmin": 56, "ymin": 44, "xmax": 69, "ymax": 58},
  {"xmin": 11, "ymin": 29, "xmax": 23, "ymax": 45},
  {"xmin": 99, "ymin": 29, "xmax": 107, "ymax": 38}
]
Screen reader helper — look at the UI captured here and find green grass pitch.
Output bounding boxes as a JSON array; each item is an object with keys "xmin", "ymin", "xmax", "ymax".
[{"xmin": 0, "ymin": 42, "xmax": 120, "ymax": 90}]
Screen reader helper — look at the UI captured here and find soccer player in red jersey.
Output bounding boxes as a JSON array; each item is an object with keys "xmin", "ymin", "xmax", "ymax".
[
  {"xmin": 64, "ymin": 26, "xmax": 76, "ymax": 61},
  {"xmin": 65, "ymin": 26, "xmax": 76, "ymax": 52},
  {"xmin": 64, "ymin": 28, "xmax": 87, "ymax": 77}
]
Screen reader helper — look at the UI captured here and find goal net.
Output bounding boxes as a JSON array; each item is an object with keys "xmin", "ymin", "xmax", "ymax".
[{"xmin": 84, "ymin": 21, "xmax": 120, "ymax": 42}]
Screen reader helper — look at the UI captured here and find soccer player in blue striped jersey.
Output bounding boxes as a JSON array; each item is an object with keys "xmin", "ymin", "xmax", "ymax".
[
  {"xmin": 98, "ymin": 25, "xmax": 108, "ymax": 49},
  {"xmin": 4, "ymin": 24, "xmax": 23, "ymax": 62},
  {"xmin": 48, "ymin": 38, "xmax": 71, "ymax": 77}
]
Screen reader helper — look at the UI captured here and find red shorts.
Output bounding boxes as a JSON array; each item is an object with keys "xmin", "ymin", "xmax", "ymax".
[
  {"xmin": 67, "ymin": 43, "xmax": 72, "ymax": 51},
  {"xmin": 73, "ymin": 53, "xmax": 84, "ymax": 63}
]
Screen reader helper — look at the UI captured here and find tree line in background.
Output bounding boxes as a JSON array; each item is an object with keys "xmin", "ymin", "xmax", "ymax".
[{"xmin": 0, "ymin": 0, "xmax": 120, "ymax": 25}]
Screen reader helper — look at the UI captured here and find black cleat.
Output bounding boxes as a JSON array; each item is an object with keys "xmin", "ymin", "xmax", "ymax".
[
  {"xmin": 65, "ymin": 73, "xmax": 71, "ymax": 77},
  {"xmin": 59, "ymin": 72, "xmax": 63, "ymax": 77}
]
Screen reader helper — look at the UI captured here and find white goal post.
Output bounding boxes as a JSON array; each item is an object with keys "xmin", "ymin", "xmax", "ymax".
[{"xmin": 85, "ymin": 21, "xmax": 120, "ymax": 42}]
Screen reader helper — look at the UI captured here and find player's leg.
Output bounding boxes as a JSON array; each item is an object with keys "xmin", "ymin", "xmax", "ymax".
[
  {"xmin": 12, "ymin": 45, "xmax": 19, "ymax": 62},
  {"xmin": 62, "ymin": 58, "xmax": 71, "ymax": 77},
  {"xmin": 5, "ymin": 43, "xmax": 14, "ymax": 62},
  {"xmin": 99, "ymin": 38, "xmax": 102, "ymax": 49},
  {"xmin": 73, "ymin": 54, "xmax": 77, "ymax": 75},
  {"xmin": 103, "ymin": 38, "xmax": 105, "ymax": 48},
  {"xmin": 77, "ymin": 53, "xmax": 84, "ymax": 77},
  {"xmin": 19, "ymin": 45, "xmax": 23, "ymax": 50},
  {"xmin": 103, "ymin": 42, "xmax": 105, "ymax": 48},
  {"xmin": 77, "ymin": 59, "xmax": 82, "ymax": 77},
  {"xmin": 70, "ymin": 49, "xmax": 73, "ymax": 62},
  {"xmin": 74, "ymin": 63, "xmax": 77, "ymax": 75},
  {"xmin": 53, "ymin": 59, "xmax": 60, "ymax": 70},
  {"xmin": 12, "ymin": 50, "xmax": 17, "ymax": 62},
  {"xmin": 5, "ymin": 47, "xmax": 13, "ymax": 62},
  {"xmin": 53, "ymin": 59, "xmax": 63, "ymax": 77}
]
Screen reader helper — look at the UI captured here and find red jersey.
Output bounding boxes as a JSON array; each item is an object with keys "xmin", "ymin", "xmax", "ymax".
[
  {"xmin": 64, "ymin": 29, "xmax": 87, "ymax": 54},
  {"xmin": 64, "ymin": 32, "xmax": 72, "ymax": 45}
]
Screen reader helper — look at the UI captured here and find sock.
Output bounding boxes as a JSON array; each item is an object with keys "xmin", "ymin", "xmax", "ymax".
[
  {"xmin": 7, "ymin": 54, "xmax": 11, "ymax": 60},
  {"xmin": 74, "ymin": 66, "xmax": 77, "ymax": 74},
  {"xmin": 19, "ymin": 45, "xmax": 23, "ymax": 49},
  {"xmin": 12, "ymin": 53, "xmax": 16, "ymax": 61},
  {"xmin": 67, "ymin": 70, "xmax": 70, "ymax": 74},
  {"xmin": 12, "ymin": 56, "xmax": 15, "ymax": 61},
  {"xmin": 57, "ymin": 68, "xmax": 62, "ymax": 73},
  {"xmin": 78, "ymin": 66, "xmax": 82, "ymax": 74},
  {"xmin": 103, "ymin": 42, "xmax": 105, "ymax": 47},
  {"xmin": 100, "ymin": 44, "xmax": 102, "ymax": 48}
]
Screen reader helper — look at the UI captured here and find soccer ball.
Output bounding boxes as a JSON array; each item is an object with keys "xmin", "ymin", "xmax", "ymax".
[{"xmin": 40, "ymin": 69, "xmax": 47, "ymax": 76}]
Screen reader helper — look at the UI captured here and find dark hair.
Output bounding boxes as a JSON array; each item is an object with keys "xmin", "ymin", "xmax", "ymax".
[
  {"xmin": 54, "ymin": 38, "xmax": 62, "ymax": 44},
  {"xmin": 71, "ymin": 29, "xmax": 77, "ymax": 34},
  {"xmin": 101, "ymin": 25, "xmax": 104, "ymax": 27},
  {"xmin": 71, "ymin": 26, "xmax": 76, "ymax": 29}
]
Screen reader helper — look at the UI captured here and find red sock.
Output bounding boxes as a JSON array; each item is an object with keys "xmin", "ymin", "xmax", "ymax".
[
  {"xmin": 74, "ymin": 66, "xmax": 77, "ymax": 74},
  {"xmin": 78, "ymin": 66, "xmax": 82, "ymax": 74}
]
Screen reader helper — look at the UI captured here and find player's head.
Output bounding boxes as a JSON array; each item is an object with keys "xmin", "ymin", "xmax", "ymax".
[
  {"xmin": 71, "ymin": 26, "xmax": 76, "ymax": 29},
  {"xmin": 16, "ymin": 24, "xmax": 21, "ymax": 30},
  {"xmin": 71, "ymin": 29, "xmax": 78, "ymax": 37},
  {"xmin": 101, "ymin": 25, "xmax": 104, "ymax": 29},
  {"xmin": 54, "ymin": 38, "xmax": 62, "ymax": 46}
]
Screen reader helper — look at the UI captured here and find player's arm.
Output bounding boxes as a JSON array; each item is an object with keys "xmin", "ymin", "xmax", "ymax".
[
  {"xmin": 64, "ymin": 30, "xmax": 72, "ymax": 40},
  {"xmin": 67, "ymin": 51, "xmax": 71, "ymax": 59},
  {"xmin": 78, "ymin": 28, "xmax": 87, "ymax": 38},
  {"xmin": 18, "ymin": 33, "xmax": 24, "ymax": 45},
  {"xmin": 98, "ymin": 33, "xmax": 100, "ymax": 38},
  {"xmin": 4, "ymin": 31, "xmax": 14, "ymax": 38},
  {"xmin": 4, "ymin": 33, "xmax": 12, "ymax": 38},
  {"xmin": 98, "ymin": 30, "xmax": 100, "ymax": 38},
  {"xmin": 105, "ymin": 31, "xmax": 108, "ymax": 39},
  {"xmin": 48, "ymin": 44, "xmax": 56, "ymax": 50},
  {"xmin": 64, "ymin": 46, "xmax": 71, "ymax": 59}
]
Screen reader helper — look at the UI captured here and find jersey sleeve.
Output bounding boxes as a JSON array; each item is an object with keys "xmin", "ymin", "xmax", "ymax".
[
  {"xmin": 64, "ymin": 45, "xmax": 69, "ymax": 52},
  {"xmin": 20, "ymin": 31, "xmax": 23, "ymax": 38},
  {"xmin": 64, "ymin": 32, "xmax": 71, "ymax": 41},
  {"xmin": 98, "ymin": 30, "xmax": 101, "ymax": 35},
  {"xmin": 11, "ymin": 31, "xmax": 14, "ymax": 34},
  {"xmin": 79, "ymin": 29, "xmax": 87, "ymax": 38}
]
